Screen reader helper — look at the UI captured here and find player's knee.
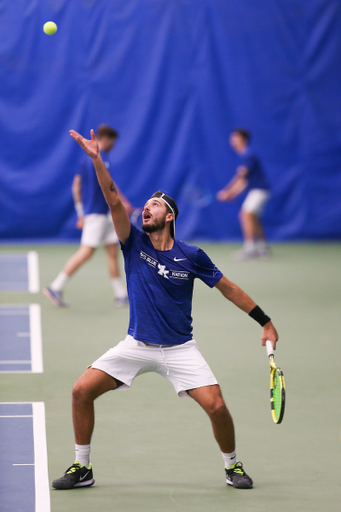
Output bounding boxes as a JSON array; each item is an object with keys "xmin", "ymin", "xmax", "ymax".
[
  {"xmin": 207, "ymin": 397, "xmax": 227, "ymax": 418},
  {"xmin": 72, "ymin": 379, "xmax": 91, "ymax": 403},
  {"xmin": 79, "ymin": 246, "xmax": 95, "ymax": 261},
  {"xmin": 84, "ymin": 248, "xmax": 95, "ymax": 261}
]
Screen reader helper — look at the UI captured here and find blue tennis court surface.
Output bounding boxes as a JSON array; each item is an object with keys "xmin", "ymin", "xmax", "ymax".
[
  {"xmin": 0, "ymin": 403, "xmax": 50, "ymax": 512},
  {"xmin": 0, "ymin": 305, "xmax": 43, "ymax": 373},
  {"xmin": 0, "ymin": 252, "xmax": 39, "ymax": 292}
]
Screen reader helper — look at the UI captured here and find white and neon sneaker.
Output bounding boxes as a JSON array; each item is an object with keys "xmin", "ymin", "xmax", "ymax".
[{"xmin": 225, "ymin": 461, "xmax": 253, "ymax": 489}]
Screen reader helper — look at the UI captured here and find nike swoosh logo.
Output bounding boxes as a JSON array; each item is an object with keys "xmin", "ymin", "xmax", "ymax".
[
  {"xmin": 79, "ymin": 471, "xmax": 90, "ymax": 481},
  {"xmin": 174, "ymin": 257, "xmax": 187, "ymax": 262}
]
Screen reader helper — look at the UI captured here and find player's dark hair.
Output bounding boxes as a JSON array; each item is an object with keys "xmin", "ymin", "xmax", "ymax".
[
  {"xmin": 151, "ymin": 191, "xmax": 179, "ymax": 219},
  {"xmin": 233, "ymin": 128, "xmax": 251, "ymax": 143},
  {"xmin": 151, "ymin": 191, "xmax": 179, "ymax": 238},
  {"xmin": 96, "ymin": 124, "xmax": 119, "ymax": 140}
]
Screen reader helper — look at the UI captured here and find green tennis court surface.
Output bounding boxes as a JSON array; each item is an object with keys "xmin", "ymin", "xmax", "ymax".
[{"xmin": 1, "ymin": 243, "xmax": 340, "ymax": 512}]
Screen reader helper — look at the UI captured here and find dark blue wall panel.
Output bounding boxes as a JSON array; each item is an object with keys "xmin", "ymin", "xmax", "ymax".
[{"xmin": 0, "ymin": 0, "xmax": 340, "ymax": 241}]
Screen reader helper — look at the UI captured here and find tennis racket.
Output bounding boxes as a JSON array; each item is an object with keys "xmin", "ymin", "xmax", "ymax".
[
  {"xmin": 266, "ymin": 340, "xmax": 285, "ymax": 424},
  {"xmin": 181, "ymin": 183, "xmax": 216, "ymax": 209}
]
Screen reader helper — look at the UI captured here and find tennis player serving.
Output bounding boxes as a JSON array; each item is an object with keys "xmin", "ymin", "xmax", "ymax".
[{"xmin": 52, "ymin": 129, "xmax": 279, "ymax": 491}]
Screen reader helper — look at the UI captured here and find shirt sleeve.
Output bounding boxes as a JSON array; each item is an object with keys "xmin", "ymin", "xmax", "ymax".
[
  {"xmin": 120, "ymin": 223, "xmax": 138, "ymax": 253},
  {"xmin": 192, "ymin": 248, "xmax": 223, "ymax": 288}
]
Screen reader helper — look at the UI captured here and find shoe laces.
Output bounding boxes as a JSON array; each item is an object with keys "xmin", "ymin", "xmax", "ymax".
[
  {"xmin": 227, "ymin": 462, "xmax": 245, "ymax": 475},
  {"xmin": 65, "ymin": 462, "xmax": 82, "ymax": 474}
]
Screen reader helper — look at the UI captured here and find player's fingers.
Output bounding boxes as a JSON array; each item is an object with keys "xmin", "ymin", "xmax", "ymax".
[
  {"xmin": 90, "ymin": 129, "xmax": 96, "ymax": 141},
  {"xmin": 69, "ymin": 130, "xmax": 83, "ymax": 145},
  {"xmin": 262, "ymin": 335, "xmax": 276, "ymax": 349}
]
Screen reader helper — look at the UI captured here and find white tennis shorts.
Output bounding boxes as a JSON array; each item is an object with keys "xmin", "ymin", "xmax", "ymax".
[
  {"xmin": 242, "ymin": 189, "xmax": 270, "ymax": 215},
  {"xmin": 81, "ymin": 213, "xmax": 119, "ymax": 247},
  {"xmin": 91, "ymin": 335, "xmax": 218, "ymax": 398}
]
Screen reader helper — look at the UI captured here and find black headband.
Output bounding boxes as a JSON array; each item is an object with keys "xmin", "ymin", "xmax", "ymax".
[{"xmin": 151, "ymin": 191, "xmax": 179, "ymax": 238}]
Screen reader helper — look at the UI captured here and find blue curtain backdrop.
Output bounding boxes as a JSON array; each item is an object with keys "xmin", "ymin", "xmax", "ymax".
[{"xmin": 0, "ymin": 0, "xmax": 341, "ymax": 241}]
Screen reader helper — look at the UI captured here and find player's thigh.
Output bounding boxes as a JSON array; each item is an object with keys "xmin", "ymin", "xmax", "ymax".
[
  {"xmin": 81, "ymin": 214, "xmax": 108, "ymax": 247},
  {"xmin": 162, "ymin": 340, "xmax": 218, "ymax": 398},
  {"xmin": 73, "ymin": 367, "xmax": 118, "ymax": 401},
  {"xmin": 90, "ymin": 336, "xmax": 155, "ymax": 391},
  {"xmin": 187, "ymin": 384, "xmax": 226, "ymax": 416}
]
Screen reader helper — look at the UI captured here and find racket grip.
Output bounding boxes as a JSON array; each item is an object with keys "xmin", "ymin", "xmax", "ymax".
[{"xmin": 266, "ymin": 340, "xmax": 274, "ymax": 357}]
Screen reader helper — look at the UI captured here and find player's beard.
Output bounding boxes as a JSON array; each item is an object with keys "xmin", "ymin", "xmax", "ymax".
[{"xmin": 142, "ymin": 216, "xmax": 166, "ymax": 234}]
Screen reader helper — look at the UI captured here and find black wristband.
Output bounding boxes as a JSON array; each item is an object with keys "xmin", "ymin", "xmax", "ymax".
[{"xmin": 248, "ymin": 305, "xmax": 271, "ymax": 327}]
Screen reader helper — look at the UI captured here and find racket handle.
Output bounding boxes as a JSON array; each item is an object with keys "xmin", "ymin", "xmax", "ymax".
[{"xmin": 266, "ymin": 340, "xmax": 274, "ymax": 357}]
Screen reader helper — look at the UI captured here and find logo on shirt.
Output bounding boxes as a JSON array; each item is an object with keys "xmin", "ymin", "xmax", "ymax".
[
  {"xmin": 140, "ymin": 251, "xmax": 190, "ymax": 281},
  {"xmin": 170, "ymin": 271, "xmax": 189, "ymax": 280},
  {"xmin": 140, "ymin": 251, "xmax": 157, "ymax": 268},
  {"xmin": 157, "ymin": 264, "xmax": 169, "ymax": 279},
  {"xmin": 174, "ymin": 257, "xmax": 187, "ymax": 262}
]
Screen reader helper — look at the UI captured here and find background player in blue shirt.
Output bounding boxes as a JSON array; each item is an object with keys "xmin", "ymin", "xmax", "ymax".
[
  {"xmin": 217, "ymin": 128, "xmax": 270, "ymax": 260},
  {"xmin": 52, "ymin": 128, "xmax": 279, "ymax": 492},
  {"xmin": 44, "ymin": 125, "xmax": 131, "ymax": 307}
]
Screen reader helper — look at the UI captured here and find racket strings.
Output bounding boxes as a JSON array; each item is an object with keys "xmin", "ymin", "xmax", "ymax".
[
  {"xmin": 271, "ymin": 368, "xmax": 285, "ymax": 422},
  {"xmin": 267, "ymin": 352, "xmax": 285, "ymax": 424}
]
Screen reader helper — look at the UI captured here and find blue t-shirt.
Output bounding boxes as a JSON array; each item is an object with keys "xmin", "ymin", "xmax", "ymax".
[
  {"xmin": 121, "ymin": 225, "xmax": 223, "ymax": 346},
  {"xmin": 240, "ymin": 148, "xmax": 269, "ymax": 191},
  {"xmin": 78, "ymin": 150, "xmax": 111, "ymax": 215}
]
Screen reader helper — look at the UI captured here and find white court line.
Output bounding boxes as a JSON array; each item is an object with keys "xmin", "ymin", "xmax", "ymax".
[
  {"xmin": 27, "ymin": 251, "xmax": 40, "ymax": 293},
  {"xmin": 30, "ymin": 304, "xmax": 43, "ymax": 373},
  {"xmin": 33, "ymin": 403, "xmax": 51, "ymax": 512},
  {"xmin": 0, "ymin": 401, "xmax": 33, "ymax": 404},
  {"xmin": 0, "ymin": 415, "xmax": 33, "ymax": 418},
  {"xmin": 0, "ymin": 361, "xmax": 31, "ymax": 364}
]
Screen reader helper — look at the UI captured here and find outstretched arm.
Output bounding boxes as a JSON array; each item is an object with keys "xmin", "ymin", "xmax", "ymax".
[
  {"xmin": 215, "ymin": 275, "xmax": 279, "ymax": 349},
  {"xmin": 70, "ymin": 129, "xmax": 131, "ymax": 244},
  {"xmin": 216, "ymin": 165, "xmax": 248, "ymax": 201},
  {"xmin": 117, "ymin": 186, "xmax": 134, "ymax": 216}
]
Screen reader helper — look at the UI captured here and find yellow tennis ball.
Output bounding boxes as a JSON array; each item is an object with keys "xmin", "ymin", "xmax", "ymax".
[{"xmin": 43, "ymin": 21, "xmax": 57, "ymax": 35}]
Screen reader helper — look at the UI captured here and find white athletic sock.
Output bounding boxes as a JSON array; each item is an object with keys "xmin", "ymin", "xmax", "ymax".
[
  {"xmin": 75, "ymin": 444, "xmax": 90, "ymax": 468},
  {"xmin": 222, "ymin": 450, "xmax": 237, "ymax": 469},
  {"xmin": 51, "ymin": 271, "xmax": 69, "ymax": 292},
  {"xmin": 244, "ymin": 240, "xmax": 256, "ymax": 253},
  {"xmin": 111, "ymin": 278, "xmax": 127, "ymax": 300}
]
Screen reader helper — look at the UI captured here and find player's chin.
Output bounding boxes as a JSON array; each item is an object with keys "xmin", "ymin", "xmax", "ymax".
[
  {"xmin": 142, "ymin": 216, "xmax": 166, "ymax": 233},
  {"xmin": 142, "ymin": 222, "xmax": 155, "ymax": 233},
  {"xmin": 142, "ymin": 220, "xmax": 164, "ymax": 233}
]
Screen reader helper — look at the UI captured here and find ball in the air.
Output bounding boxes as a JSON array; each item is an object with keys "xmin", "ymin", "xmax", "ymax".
[{"xmin": 43, "ymin": 21, "xmax": 57, "ymax": 35}]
